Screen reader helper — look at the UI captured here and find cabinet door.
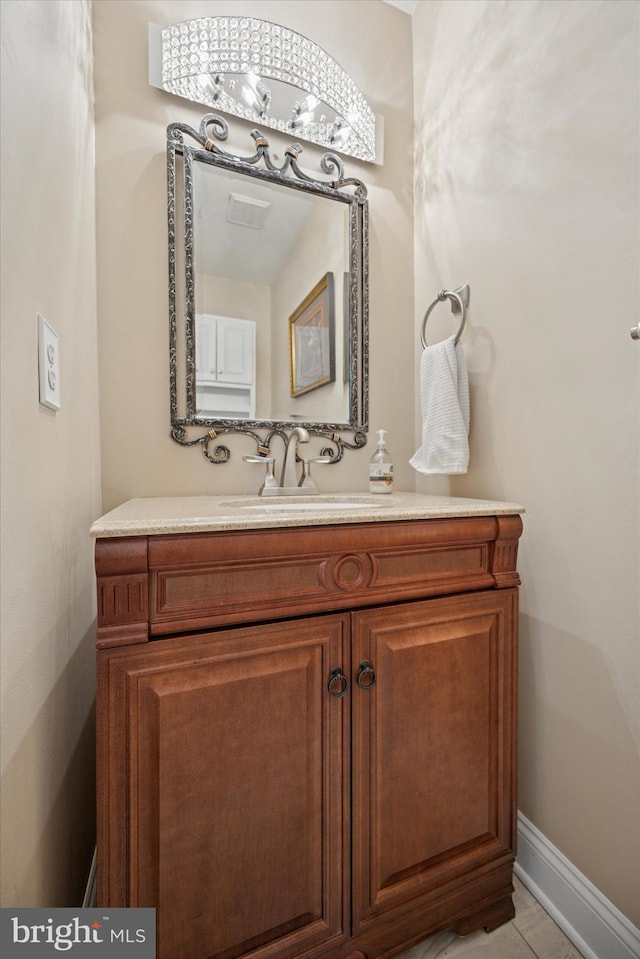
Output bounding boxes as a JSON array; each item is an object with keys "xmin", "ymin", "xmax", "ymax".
[
  {"xmin": 195, "ymin": 313, "xmax": 217, "ymax": 382},
  {"xmin": 195, "ymin": 314, "xmax": 255, "ymax": 385},
  {"xmin": 217, "ymin": 315, "xmax": 255, "ymax": 384},
  {"xmin": 97, "ymin": 615, "xmax": 350, "ymax": 959},
  {"xmin": 351, "ymin": 590, "xmax": 517, "ymax": 942}
]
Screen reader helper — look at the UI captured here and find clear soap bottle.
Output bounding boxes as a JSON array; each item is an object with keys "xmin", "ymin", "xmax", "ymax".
[{"xmin": 369, "ymin": 429, "xmax": 394, "ymax": 494}]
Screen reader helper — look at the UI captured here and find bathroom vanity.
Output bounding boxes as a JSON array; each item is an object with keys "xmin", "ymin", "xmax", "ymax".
[{"xmin": 92, "ymin": 493, "xmax": 523, "ymax": 959}]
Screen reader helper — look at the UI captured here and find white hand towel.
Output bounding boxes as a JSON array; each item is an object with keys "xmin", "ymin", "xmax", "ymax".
[{"xmin": 410, "ymin": 335, "xmax": 470, "ymax": 474}]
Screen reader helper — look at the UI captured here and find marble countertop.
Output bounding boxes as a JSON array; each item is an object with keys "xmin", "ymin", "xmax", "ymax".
[{"xmin": 90, "ymin": 492, "xmax": 524, "ymax": 538}]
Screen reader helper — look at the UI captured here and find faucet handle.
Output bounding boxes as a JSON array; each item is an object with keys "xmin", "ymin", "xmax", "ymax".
[
  {"xmin": 298, "ymin": 455, "xmax": 332, "ymax": 492},
  {"xmin": 242, "ymin": 454, "xmax": 278, "ymax": 494}
]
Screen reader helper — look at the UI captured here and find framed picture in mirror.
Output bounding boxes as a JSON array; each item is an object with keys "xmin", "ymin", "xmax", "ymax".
[{"xmin": 289, "ymin": 272, "xmax": 335, "ymax": 397}]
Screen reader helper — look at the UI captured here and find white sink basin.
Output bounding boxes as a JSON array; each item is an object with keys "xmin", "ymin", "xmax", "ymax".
[
  {"xmin": 244, "ymin": 501, "xmax": 385, "ymax": 512},
  {"xmin": 223, "ymin": 496, "xmax": 387, "ymax": 512}
]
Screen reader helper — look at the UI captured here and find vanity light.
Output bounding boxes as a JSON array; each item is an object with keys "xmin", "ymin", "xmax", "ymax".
[
  {"xmin": 150, "ymin": 16, "xmax": 377, "ymax": 163},
  {"xmin": 240, "ymin": 72, "xmax": 270, "ymax": 117}
]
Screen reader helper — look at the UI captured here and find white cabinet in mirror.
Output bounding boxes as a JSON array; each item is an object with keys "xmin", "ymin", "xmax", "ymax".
[{"xmin": 195, "ymin": 314, "xmax": 256, "ymax": 420}]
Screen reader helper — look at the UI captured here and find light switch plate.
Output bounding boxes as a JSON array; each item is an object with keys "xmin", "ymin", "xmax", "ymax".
[{"xmin": 37, "ymin": 313, "xmax": 61, "ymax": 411}]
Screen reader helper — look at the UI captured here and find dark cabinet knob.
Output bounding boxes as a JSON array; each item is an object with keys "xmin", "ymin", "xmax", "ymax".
[
  {"xmin": 357, "ymin": 660, "xmax": 377, "ymax": 690},
  {"xmin": 328, "ymin": 667, "xmax": 349, "ymax": 698}
]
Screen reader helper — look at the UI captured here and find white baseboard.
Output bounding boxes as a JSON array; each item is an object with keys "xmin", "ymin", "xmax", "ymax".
[
  {"xmin": 515, "ymin": 811, "xmax": 640, "ymax": 959},
  {"xmin": 82, "ymin": 846, "xmax": 97, "ymax": 908}
]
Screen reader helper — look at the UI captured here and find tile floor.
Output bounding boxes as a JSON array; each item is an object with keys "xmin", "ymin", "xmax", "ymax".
[{"xmin": 396, "ymin": 878, "xmax": 585, "ymax": 959}]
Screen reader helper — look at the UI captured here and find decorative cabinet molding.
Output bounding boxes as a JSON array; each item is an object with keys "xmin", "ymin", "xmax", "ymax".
[
  {"xmin": 95, "ymin": 516, "xmax": 521, "ymax": 645},
  {"xmin": 491, "ymin": 515, "xmax": 523, "ymax": 588},
  {"xmin": 95, "ymin": 536, "xmax": 148, "ymax": 649},
  {"xmin": 95, "ymin": 513, "xmax": 522, "ymax": 959}
]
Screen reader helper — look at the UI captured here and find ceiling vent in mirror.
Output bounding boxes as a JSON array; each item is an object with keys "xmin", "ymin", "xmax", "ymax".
[
  {"xmin": 226, "ymin": 193, "xmax": 271, "ymax": 230},
  {"xmin": 149, "ymin": 18, "xmax": 379, "ymax": 163}
]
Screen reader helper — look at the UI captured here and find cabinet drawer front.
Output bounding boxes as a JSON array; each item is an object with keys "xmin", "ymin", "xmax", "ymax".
[
  {"xmin": 350, "ymin": 589, "xmax": 517, "ymax": 939},
  {"xmin": 146, "ymin": 519, "xmax": 509, "ymax": 634},
  {"xmin": 97, "ymin": 615, "xmax": 350, "ymax": 959}
]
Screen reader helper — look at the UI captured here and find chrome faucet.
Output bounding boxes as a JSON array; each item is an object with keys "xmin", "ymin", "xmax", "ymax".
[
  {"xmin": 280, "ymin": 426, "xmax": 309, "ymax": 490},
  {"xmin": 243, "ymin": 427, "xmax": 330, "ymax": 496}
]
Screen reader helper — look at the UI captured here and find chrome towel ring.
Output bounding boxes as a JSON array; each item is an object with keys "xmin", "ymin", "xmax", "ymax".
[{"xmin": 421, "ymin": 284, "xmax": 470, "ymax": 348}]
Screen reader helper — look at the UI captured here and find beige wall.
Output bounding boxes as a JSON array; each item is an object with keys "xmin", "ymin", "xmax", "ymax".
[
  {"xmin": 412, "ymin": 0, "xmax": 640, "ymax": 924},
  {"xmin": 0, "ymin": 0, "xmax": 101, "ymax": 906},
  {"xmin": 93, "ymin": 0, "xmax": 414, "ymax": 509}
]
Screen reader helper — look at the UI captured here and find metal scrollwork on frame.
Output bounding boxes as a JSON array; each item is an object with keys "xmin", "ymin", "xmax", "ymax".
[
  {"xmin": 170, "ymin": 424, "xmax": 368, "ymax": 466},
  {"xmin": 167, "ymin": 113, "xmax": 369, "ymax": 465}
]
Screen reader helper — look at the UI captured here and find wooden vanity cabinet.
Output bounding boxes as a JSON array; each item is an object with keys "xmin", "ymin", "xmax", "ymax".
[{"xmin": 95, "ymin": 514, "xmax": 522, "ymax": 959}]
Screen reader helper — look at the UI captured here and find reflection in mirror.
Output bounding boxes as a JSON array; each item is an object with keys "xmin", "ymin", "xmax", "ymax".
[
  {"xmin": 192, "ymin": 162, "xmax": 349, "ymax": 423},
  {"xmin": 167, "ymin": 114, "xmax": 368, "ymax": 466}
]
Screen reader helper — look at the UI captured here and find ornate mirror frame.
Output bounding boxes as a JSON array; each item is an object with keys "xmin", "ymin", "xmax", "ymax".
[{"xmin": 167, "ymin": 113, "xmax": 369, "ymax": 465}]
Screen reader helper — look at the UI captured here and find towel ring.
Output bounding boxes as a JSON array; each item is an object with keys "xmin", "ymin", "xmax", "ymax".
[{"xmin": 420, "ymin": 287, "xmax": 469, "ymax": 348}]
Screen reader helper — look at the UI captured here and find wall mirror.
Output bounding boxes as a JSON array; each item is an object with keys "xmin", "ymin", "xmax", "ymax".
[{"xmin": 167, "ymin": 113, "xmax": 369, "ymax": 465}]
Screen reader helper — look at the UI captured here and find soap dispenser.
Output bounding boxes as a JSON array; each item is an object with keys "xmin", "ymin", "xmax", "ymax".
[{"xmin": 369, "ymin": 429, "xmax": 394, "ymax": 494}]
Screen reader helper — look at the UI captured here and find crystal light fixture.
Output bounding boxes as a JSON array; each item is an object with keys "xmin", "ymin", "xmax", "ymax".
[{"xmin": 154, "ymin": 17, "xmax": 377, "ymax": 163}]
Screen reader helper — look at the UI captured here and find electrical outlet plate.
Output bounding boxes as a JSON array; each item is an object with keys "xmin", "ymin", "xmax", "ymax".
[{"xmin": 37, "ymin": 313, "xmax": 61, "ymax": 411}]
